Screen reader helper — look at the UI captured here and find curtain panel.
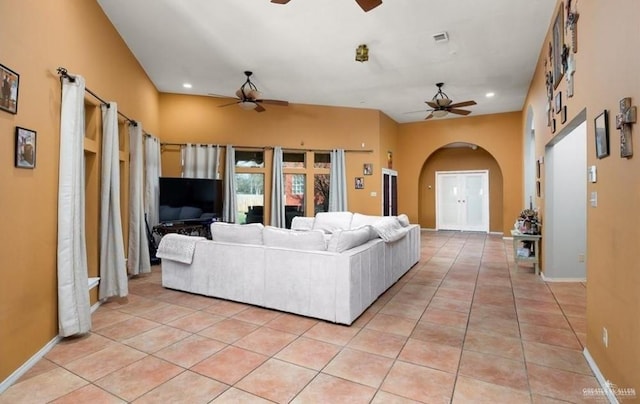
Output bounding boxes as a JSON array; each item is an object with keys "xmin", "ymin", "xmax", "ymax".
[
  {"xmin": 99, "ymin": 103, "xmax": 128, "ymax": 299},
  {"xmin": 270, "ymin": 146, "xmax": 285, "ymax": 227},
  {"xmin": 329, "ymin": 149, "xmax": 348, "ymax": 211},
  {"xmin": 57, "ymin": 75, "xmax": 91, "ymax": 336},
  {"xmin": 128, "ymin": 123, "xmax": 151, "ymax": 275},
  {"xmin": 181, "ymin": 143, "xmax": 220, "ymax": 179}
]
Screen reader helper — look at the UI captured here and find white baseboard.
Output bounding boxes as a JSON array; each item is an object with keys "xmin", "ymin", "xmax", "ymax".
[
  {"xmin": 0, "ymin": 335, "xmax": 62, "ymax": 394},
  {"xmin": 583, "ymin": 347, "xmax": 618, "ymax": 404},
  {"xmin": 1, "ymin": 301, "xmax": 101, "ymax": 394},
  {"xmin": 540, "ymin": 273, "xmax": 587, "ymax": 282}
]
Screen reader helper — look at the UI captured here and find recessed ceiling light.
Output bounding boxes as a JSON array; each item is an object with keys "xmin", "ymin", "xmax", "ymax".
[
  {"xmin": 485, "ymin": 92, "xmax": 495, "ymax": 98},
  {"xmin": 183, "ymin": 83, "xmax": 192, "ymax": 89}
]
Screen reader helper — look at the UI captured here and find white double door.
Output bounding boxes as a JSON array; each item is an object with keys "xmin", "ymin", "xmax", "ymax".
[{"xmin": 436, "ymin": 170, "xmax": 489, "ymax": 232}]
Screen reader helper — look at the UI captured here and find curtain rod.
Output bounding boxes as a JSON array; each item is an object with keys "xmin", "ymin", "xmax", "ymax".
[
  {"xmin": 160, "ymin": 142, "xmax": 372, "ymax": 153},
  {"xmin": 56, "ymin": 67, "xmax": 142, "ymax": 129}
]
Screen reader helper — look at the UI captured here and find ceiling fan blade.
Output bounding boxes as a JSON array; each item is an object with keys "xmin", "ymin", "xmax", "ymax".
[
  {"xmin": 425, "ymin": 101, "xmax": 441, "ymax": 109},
  {"xmin": 449, "ymin": 108, "xmax": 472, "ymax": 116},
  {"xmin": 424, "ymin": 113, "xmax": 434, "ymax": 120},
  {"xmin": 255, "ymin": 104, "xmax": 266, "ymax": 112},
  {"xmin": 218, "ymin": 101, "xmax": 240, "ymax": 108},
  {"xmin": 271, "ymin": 0, "xmax": 290, "ymax": 4},
  {"xmin": 447, "ymin": 100, "xmax": 477, "ymax": 108},
  {"xmin": 258, "ymin": 99, "xmax": 289, "ymax": 106},
  {"xmin": 355, "ymin": 0, "xmax": 382, "ymax": 12}
]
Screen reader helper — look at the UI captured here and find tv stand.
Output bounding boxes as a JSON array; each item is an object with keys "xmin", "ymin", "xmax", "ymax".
[{"xmin": 153, "ymin": 218, "xmax": 218, "ymax": 239}]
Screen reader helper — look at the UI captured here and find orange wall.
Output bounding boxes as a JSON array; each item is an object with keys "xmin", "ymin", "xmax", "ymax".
[
  {"xmin": 524, "ymin": 0, "xmax": 640, "ymax": 392},
  {"xmin": 158, "ymin": 93, "xmax": 385, "ymax": 216},
  {"xmin": 396, "ymin": 112, "xmax": 522, "ymax": 234},
  {"xmin": 0, "ymin": 0, "xmax": 159, "ymax": 381},
  {"xmin": 418, "ymin": 147, "xmax": 504, "ymax": 232}
]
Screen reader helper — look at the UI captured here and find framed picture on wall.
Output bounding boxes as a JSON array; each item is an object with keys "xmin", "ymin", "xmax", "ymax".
[
  {"xmin": 1, "ymin": 63, "xmax": 19, "ymax": 114},
  {"xmin": 552, "ymin": 3, "xmax": 564, "ymax": 89},
  {"xmin": 363, "ymin": 163, "xmax": 373, "ymax": 175},
  {"xmin": 594, "ymin": 110, "xmax": 609, "ymax": 159},
  {"xmin": 15, "ymin": 127, "xmax": 36, "ymax": 169},
  {"xmin": 355, "ymin": 177, "xmax": 364, "ymax": 189}
]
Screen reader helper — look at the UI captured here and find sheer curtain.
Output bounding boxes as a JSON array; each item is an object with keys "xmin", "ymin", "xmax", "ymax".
[
  {"xmin": 128, "ymin": 123, "xmax": 151, "ymax": 275},
  {"xmin": 329, "ymin": 149, "xmax": 348, "ymax": 211},
  {"xmin": 182, "ymin": 143, "xmax": 220, "ymax": 179},
  {"xmin": 222, "ymin": 145, "xmax": 237, "ymax": 223},
  {"xmin": 57, "ymin": 74, "xmax": 91, "ymax": 336},
  {"xmin": 270, "ymin": 146, "xmax": 285, "ymax": 227},
  {"xmin": 144, "ymin": 135, "xmax": 162, "ymax": 229},
  {"xmin": 99, "ymin": 103, "xmax": 127, "ymax": 299}
]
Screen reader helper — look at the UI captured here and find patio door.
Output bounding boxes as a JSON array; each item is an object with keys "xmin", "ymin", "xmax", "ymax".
[{"xmin": 436, "ymin": 170, "xmax": 489, "ymax": 232}]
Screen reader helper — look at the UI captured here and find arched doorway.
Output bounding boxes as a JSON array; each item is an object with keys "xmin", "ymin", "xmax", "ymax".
[{"xmin": 418, "ymin": 143, "xmax": 504, "ymax": 232}]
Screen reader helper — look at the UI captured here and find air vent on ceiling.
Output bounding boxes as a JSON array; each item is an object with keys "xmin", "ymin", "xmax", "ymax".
[{"xmin": 432, "ymin": 32, "xmax": 449, "ymax": 43}]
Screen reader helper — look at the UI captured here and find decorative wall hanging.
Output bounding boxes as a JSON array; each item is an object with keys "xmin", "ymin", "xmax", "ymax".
[
  {"xmin": 555, "ymin": 92, "xmax": 562, "ymax": 114},
  {"xmin": 0, "ymin": 63, "xmax": 19, "ymax": 114},
  {"xmin": 552, "ymin": 3, "xmax": 565, "ymax": 89},
  {"xmin": 363, "ymin": 163, "xmax": 373, "ymax": 175},
  {"xmin": 561, "ymin": 106, "xmax": 567, "ymax": 124},
  {"xmin": 15, "ymin": 126, "xmax": 36, "ymax": 168},
  {"xmin": 617, "ymin": 97, "xmax": 637, "ymax": 158},
  {"xmin": 566, "ymin": 0, "xmax": 579, "ymax": 53},
  {"xmin": 552, "ymin": 118, "xmax": 557, "ymax": 134},
  {"xmin": 355, "ymin": 177, "xmax": 364, "ymax": 189},
  {"xmin": 594, "ymin": 110, "xmax": 609, "ymax": 159},
  {"xmin": 566, "ymin": 52, "xmax": 576, "ymax": 97}
]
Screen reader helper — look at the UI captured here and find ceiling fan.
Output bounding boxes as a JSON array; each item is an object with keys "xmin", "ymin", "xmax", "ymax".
[
  {"xmin": 216, "ymin": 71, "xmax": 288, "ymax": 112},
  {"xmin": 423, "ymin": 83, "xmax": 476, "ymax": 120},
  {"xmin": 271, "ymin": 0, "xmax": 382, "ymax": 12}
]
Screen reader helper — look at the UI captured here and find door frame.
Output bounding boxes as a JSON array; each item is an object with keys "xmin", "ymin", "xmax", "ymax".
[
  {"xmin": 381, "ymin": 168, "xmax": 397, "ymax": 216},
  {"xmin": 435, "ymin": 169, "xmax": 490, "ymax": 232}
]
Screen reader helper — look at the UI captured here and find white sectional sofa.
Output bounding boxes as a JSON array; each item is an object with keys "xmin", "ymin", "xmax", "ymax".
[{"xmin": 158, "ymin": 212, "xmax": 420, "ymax": 325}]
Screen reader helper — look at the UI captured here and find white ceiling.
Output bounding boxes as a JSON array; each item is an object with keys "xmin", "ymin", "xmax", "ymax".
[{"xmin": 97, "ymin": 0, "xmax": 555, "ymax": 123}]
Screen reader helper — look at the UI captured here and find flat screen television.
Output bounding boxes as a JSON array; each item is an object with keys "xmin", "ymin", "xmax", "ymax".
[{"xmin": 159, "ymin": 177, "xmax": 223, "ymax": 223}]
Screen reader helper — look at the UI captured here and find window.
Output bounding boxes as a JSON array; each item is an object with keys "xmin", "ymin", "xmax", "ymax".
[
  {"xmin": 291, "ymin": 174, "xmax": 305, "ymax": 195},
  {"xmin": 235, "ymin": 150, "xmax": 265, "ymax": 224},
  {"xmin": 283, "ymin": 152, "xmax": 305, "ymax": 168}
]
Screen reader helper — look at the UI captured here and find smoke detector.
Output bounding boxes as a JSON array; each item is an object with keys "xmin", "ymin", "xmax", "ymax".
[{"xmin": 432, "ymin": 32, "xmax": 449, "ymax": 43}]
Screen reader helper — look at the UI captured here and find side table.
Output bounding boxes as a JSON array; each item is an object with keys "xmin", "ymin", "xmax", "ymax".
[{"xmin": 511, "ymin": 230, "xmax": 542, "ymax": 276}]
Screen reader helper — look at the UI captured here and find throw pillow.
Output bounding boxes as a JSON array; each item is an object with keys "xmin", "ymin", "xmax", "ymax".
[
  {"xmin": 291, "ymin": 216, "xmax": 315, "ymax": 231},
  {"xmin": 210, "ymin": 222, "xmax": 264, "ymax": 245},
  {"xmin": 312, "ymin": 211, "xmax": 353, "ymax": 234},
  {"xmin": 397, "ymin": 213, "xmax": 410, "ymax": 227},
  {"xmin": 263, "ymin": 226, "xmax": 327, "ymax": 251},
  {"xmin": 327, "ymin": 226, "xmax": 373, "ymax": 252}
]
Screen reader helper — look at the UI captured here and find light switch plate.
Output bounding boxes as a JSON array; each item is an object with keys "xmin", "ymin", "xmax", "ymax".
[{"xmin": 588, "ymin": 165, "xmax": 597, "ymax": 183}]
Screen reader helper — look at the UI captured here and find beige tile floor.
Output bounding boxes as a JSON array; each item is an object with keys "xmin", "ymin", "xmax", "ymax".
[{"xmin": 1, "ymin": 231, "xmax": 597, "ymax": 403}]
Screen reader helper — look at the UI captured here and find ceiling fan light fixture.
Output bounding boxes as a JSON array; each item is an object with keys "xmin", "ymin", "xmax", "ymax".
[
  {"xmin": 238, "ymin": 101, "xmax": 258, "ymax": 110},
  {"xmin": 432, "ymin": 109, "xmax": 449, "ymax": 118},
  {"xmin": 435, "ymin": 98, "xmax": 451, "ymax": 107},
  {"xmin": 355, "ymin": 44, "xmax": 369, "ymax": 62}
]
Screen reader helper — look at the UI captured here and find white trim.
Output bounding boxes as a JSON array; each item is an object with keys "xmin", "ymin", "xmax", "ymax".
[
  {"xmin": 88, "ymin": 277, "xmax": 100, "ymax": 290},
  {"xmin": 91, "ymin": 300, "xmax": 102, "ymax": 314},
  {"xmin": 0, "ymin": 335, "xmax": 62, "ymax": 394},
  {"xmin": 583, "ymin": 348, "xmax": 618, "ymax": 404},
  {"xmin": 541, "ymin": 273, "xmax": 587, "ymax": 283},
  {"xmin": 435, "ymin": 170, "xmax": 490, "ymax": 232}
]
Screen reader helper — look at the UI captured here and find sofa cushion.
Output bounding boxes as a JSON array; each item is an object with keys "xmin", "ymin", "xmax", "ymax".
[
  {"xmin": 291, "ymin": 216, "xmax": 315, "ymax": 231},
  {"xmin": 159, "ymin": 205, "xmax": 181, "ymax": 222},
  {"xmin": 312, "ymin": 211, "xmax": 353, "ymax": 234},
  {"xmin": 327, "ymin": 226, "xmax": 373, "ymax": 252},
  {"xmin": 371, "ymin": 216, "xmax": 409, "ymax": 242},
  {"xmin": 350, "ymin": 213, "xmax": 383, "ymax": 229},
  {"xmin": 210, "ymin": 222, "xmax": 264, "ymax": 245},
  {"xmin": 263, "ymin": 226, "xmax": 327, "ymax": 251}
]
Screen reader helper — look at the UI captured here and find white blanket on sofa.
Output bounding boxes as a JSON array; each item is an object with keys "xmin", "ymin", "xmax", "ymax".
[{"xmin": 157, "ymin": 233, "xmax": 206, "ymax": 264}]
